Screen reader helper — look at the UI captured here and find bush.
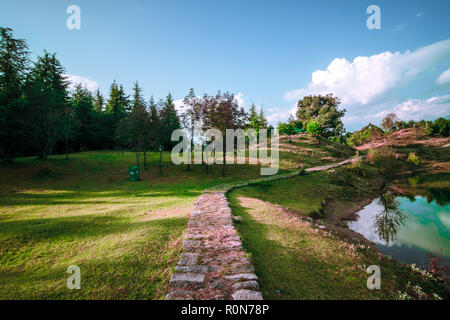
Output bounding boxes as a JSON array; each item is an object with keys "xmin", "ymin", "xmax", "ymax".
[
  {"xmin": 432, "ymin": 118, "xmax": 450, "ymax": 137},
  {"xmin": 408, "ymin": 152, "xmax": 420, "ymax": 166},
  {"xmin": 346, "ymin": 123, "xmax": 384, "ymax": 147},
  {"xmin": 329, "ymin": 167, "xmax": 355, "ymax": 187},
  {"xmin": 306, "ymin": 121, "xmax": 322, "ymax": 136}
]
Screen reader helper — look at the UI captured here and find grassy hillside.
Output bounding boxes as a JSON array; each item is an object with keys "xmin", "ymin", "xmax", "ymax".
[
  {"xmin": 0, "ymin": 151, "xmax": 263, "ymax": 299},
  {"xmin": 0, "ymin": 137, "xmax": 352, "ymax": 300}
]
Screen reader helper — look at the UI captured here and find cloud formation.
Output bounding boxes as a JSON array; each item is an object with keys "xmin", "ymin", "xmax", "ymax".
[
  {"xmin": 64, "ymin": 74, "xmax": 99, "ymax": 92},
  {"xmin": 285, "ymin": 39, "xmax": 450, "ymax": 106},
  {"xmin": 437, "ymin": 68, "xmax": 450, "ymax": 84},
  {"xmin": 283, "ymin": 39, "xmax": 450, "ymax": 129},
  {"xmin": 376, "ymin": 95, "xmax": 450, "ymax": 121}
]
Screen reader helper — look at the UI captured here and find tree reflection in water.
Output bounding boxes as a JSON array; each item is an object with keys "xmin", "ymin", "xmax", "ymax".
[
  {"xmin": 426, "ymin": 188, "xmax": 450, "ymax": 206},
  {"xmin": 374, "ymin": 191, "xmax": 407, "ymax": 244}
]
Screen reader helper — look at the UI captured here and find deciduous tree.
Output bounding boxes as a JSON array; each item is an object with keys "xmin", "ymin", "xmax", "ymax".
[{"xmin": 296, "ymin": 94, "xmax": 345, "ymax": 138}]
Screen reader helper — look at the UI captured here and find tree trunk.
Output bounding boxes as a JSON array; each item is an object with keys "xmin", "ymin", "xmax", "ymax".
[
  {"xmin": 203, "ymin": 145, "xmax": 208, "ymax": 174},
  {"xmin": 1, "ymin": 149, "xmax": 12, "ymax": 164},
  {"xmin": 222, "ymin": 145, "xmax": 226, "ymax": 177},
  {"xmin": 65, "ymin": 138, "xmax": 69, "ymax": 160},
  {"xmin": 143, "ymin": 150, "xmax": 147, "ymax": 169}
]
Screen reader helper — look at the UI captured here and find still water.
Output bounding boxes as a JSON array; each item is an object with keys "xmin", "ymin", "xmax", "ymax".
[{"xmin": 348, "ymin": 189, "xmax": 450, "ymax": 270}]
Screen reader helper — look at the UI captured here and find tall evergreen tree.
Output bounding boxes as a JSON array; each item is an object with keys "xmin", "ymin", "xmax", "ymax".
[
  {"xmin": 0, "ymin": 27, "xmax": 29, "ymax": 163},
  {"xmin": 119, "ymin": 84, "xmax": 130, "ymax": 113},
  {"xmin": 246, "ymin": 104, "xmax": 266, "ymax": 130},
  {"xmin": 105, "ymin": 81, "xmax": 127, "ymax": 148},
  {"xmin": 24, "ymin": 51, "xmax": 69, "ymax": 161},
  {"xmin": 148, "ymin": 95, "xmax": 160, "ymax": 150},
  {"xmin": 71, "ymin": 84, "xmax": 96, "ymax": 151},
  {"xmin": 258, "ymin": 107, "xmax": 268, "ymax": 129},
  {"xmin": 159, "ymin": 93, "xmax": 181, "ymax": 151},
  {"xmin": 116, "ymin": 82, "xmax": 150, "ymax": 167},
  {"xmin": 93, "ymin": 88, "xmax": 104, "ymax": 112}
]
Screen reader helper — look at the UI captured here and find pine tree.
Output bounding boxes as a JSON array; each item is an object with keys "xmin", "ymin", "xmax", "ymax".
[
  {"xmin": 93, "ymin": 88, "xmax": 104, "ymax": 112},
  {"xmin": 71, "ymin": 84, "xmax": 96, "ymax": 151},
  {"xmin": 105, "ymin": 81, "xmax": 126, "ymax": 148},
  {"xmin": 148, "ymin": 95, "xmax": 160, "ymax": 150},
  {"xmin": 24, "ymin": 51, "xmax": 69, "ymax": 162},
  {"xmin": 159, "ymin": 93, "xmax": 181, "ymax": 151},
  {"xmin": 116, "ymin": 82, "xmax": 150, "ymax": 167},
  {"xmin": 258, "ymin": 107, "xmax": 268, "ymax": 129},
  {"xmin": 131, "ymin": 81, "xmax": 146, "ymax": 111},
  {"xmin": 0, "ymin": 27, "xmax": 30, "ymax": 163},
  {"xmin": 119, "ymin": 84, "xmax": 130, "ymax": 113}
]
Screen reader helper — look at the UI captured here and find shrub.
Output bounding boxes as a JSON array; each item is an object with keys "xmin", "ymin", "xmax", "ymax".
[
  {"xmin": 346, "ymin": 123, "xmax": 384, "ymax": 146},
  {"xmin": 329, "ymin": 167, "xmax": 355, "ymax": 187},
  {"xmin": 306, "ymin": 121, "xmax": 322, "ymax": 136},
  {"xmin": 408, "ymin": 152, "xmax": 420, "ymax": 166},
  {"xmin": 432, "ymin": 118, "xmax": 450, "ymax": 137}
]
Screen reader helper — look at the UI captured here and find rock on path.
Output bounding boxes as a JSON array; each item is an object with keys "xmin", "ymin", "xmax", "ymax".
[{"xmin": 165, "ymin": 192, "xmax": 262, "ymax": 300}]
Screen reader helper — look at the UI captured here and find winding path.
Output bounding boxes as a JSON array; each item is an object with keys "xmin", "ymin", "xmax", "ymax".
[{"xmin": 165, "ymin": 157, "xmax": 356, "ymax": 300}]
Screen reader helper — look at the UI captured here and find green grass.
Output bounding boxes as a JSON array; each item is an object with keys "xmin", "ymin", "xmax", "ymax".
[
  {"xmin": 229, "ymin": 164, "xmax": 382, "ymax": 217},
  {"xmin": 0, "ymin": 150, "xmax": 267, "ymax": 299},
  {"xmin": 0, "ymin": 137, "xmax": 364, "ymax": 300},
  {"xmin": 228, "ymin": 185, "xmax": 449, "ymax": 300}
]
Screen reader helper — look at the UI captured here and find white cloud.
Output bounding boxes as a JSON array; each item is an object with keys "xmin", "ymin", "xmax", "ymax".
[
  {"xmin": 234, "ymin": 92, "xmax": 246, "ymax": 108},
  {"xmin": 64, "ymin": 74, "xmax": 99, "ymax": 92},
  {"xmin": 173, "ymin": 98, "xmax": 188, "ymax": 117},
  {"xmin": 416, "ymin": 12, "xmax": 423, "ymax": 18},
  {"xmin": 266, "ymin": 105, "xmax": 297, "ymax": 124},
  {"xmin": 284, "ymin": 39, "xmax": 450, "ymax": 106},
  {"xmin": 437, "ymin": 68, "xmax": 450, "ymax": 84},
  {"xmin": 376, "ymin": 95, "xmax": 450, "ymax": 121}
]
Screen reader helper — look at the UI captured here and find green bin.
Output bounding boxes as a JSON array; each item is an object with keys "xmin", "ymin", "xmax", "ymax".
[{"xmin": 128, "ymin": 166, "xmax": 140, "ymax": 181}]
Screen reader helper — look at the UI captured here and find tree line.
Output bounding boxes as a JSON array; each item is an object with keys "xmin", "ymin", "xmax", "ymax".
[
  {"xmin": 0, "ymin": 28, "xmax": 269, "ymax": 170},
  {"xmin": 276, "ymin": 93, "xmax": 449, "ymax": 146}
]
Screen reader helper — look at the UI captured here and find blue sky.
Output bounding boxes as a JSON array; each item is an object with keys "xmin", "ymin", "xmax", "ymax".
[{"xmin": 1, "ymin": 0, "xmax": 450, "ymax": 131}]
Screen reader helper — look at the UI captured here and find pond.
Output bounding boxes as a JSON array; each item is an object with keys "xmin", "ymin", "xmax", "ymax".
[{"xmin": 347, "ymin": 175, "xmax": 450, "ymax": 272}]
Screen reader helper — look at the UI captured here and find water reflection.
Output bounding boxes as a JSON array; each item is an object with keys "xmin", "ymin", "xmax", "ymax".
[
  {"xmin": 374, "ymin": 192, "xmax": 406, "ymax": 244},
  {"xmin": 407, "ymin": 174, "xmax": 450, "ymax": 206},
  {"xmin": 426, "ymin": 188, "xmax": 450, "ymax": 206},
  {"xmin": 348, "ymin": 188, "xmax": 450, "ymax": 270}
]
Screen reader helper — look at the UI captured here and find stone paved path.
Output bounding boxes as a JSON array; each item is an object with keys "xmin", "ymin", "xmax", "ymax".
[
  {"xmin": 165, "ymin": 192, "xmax": 262, "ymax": 300},
  {"xmin": 165, "ymin": 157, "xmax": 357, "ymax": 300}
]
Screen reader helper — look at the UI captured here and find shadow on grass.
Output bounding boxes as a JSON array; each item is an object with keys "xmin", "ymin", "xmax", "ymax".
[
  {"xmin": 0, "ymin": 214, "xmax": 185, "ymax": 243},
  {"xmin": 227, "ymin": 192, "xmax": 402, "ymax": 300},
  {"xmin": 0, "ymin": 188, "xmax": 203, "ymax": 207},
  {"xmin": 227, "ymin": 192, "xmax": 342, "ymax": 300},
  {"xmin": 0, "ymin": 218, "xmax": 187, "ymax": 299},
  {"xmin": 0, "ymin": 215, "xmax": 187, "ymax": 299}
]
